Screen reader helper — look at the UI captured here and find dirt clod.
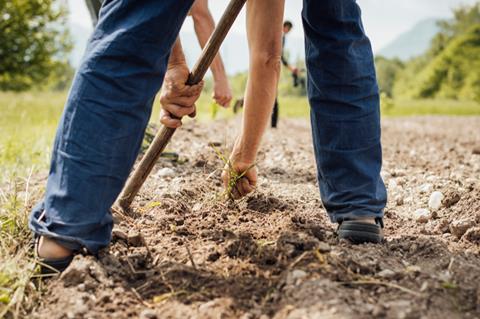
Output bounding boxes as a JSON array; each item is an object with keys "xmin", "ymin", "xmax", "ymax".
[
  {"xmin": 127, "ymin": 230, "xmax": 144, "ymax": 247},
  {"xmin": 450, "ymin": 218, "xmax": 475, "ymax": 239}
]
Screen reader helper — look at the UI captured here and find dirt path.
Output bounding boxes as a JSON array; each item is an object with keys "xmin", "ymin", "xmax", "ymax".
[{"xmin": 33, "ymin": 117, "xmax": 480, "ymax": 319}]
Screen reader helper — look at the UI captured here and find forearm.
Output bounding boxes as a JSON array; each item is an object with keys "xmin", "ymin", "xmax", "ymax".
[
  {"xmin": 192, "ymin": 9, "xmax": 228, "ymax": 82},
  {"xmin": 235, "ymin": 65, "xmax": 279, "ymax": 162},
  {"xmin": 168, "ymin": 37, "xmax": 187, "ymax": 67},
  {"xmin": 235, "ymin": 0, "xmax": 285, "ymax": 163}
]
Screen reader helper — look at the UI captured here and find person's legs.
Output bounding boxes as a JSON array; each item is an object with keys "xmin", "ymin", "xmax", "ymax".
[
  {"xmin": 271, "ymin": 98, "xmax": 279, "ymax": 128},
  {"xmin": 302, "ymin": 0, "xmax": 387, "ymax": 224},
  {"xmin": 30, "ymin": 0, "xmax": 194, "ymax": 255}
]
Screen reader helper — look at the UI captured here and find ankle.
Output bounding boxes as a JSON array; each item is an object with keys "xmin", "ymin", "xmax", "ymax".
[{"xmin": 37, "ymin": 236, "xmax": 73, "ymax": 259}]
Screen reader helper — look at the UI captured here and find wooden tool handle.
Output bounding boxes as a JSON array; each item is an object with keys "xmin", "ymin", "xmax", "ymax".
[{"xmin": 117, "ymin": 0, "xmax": 247, "ymax": 210}]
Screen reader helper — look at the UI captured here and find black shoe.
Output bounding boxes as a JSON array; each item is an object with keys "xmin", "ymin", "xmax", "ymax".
[
  {"xmin": 34, "ymin": 237, "xmax": 74, "ymax": 275},
  {"xmin": 337, "ymin": 218, "xmax": 384, "ymax": 244}
]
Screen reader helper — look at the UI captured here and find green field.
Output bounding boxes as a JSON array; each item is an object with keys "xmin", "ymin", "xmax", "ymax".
[{"xmin": 1, "ymin": 91, "xmax": 480, "ymax": 179}]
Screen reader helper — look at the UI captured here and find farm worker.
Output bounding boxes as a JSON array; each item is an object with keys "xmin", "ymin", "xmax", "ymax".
[
  {"xmin": 30, "ymin": 0, "xmax": 386, "ymax": 273},
  {"xmin": 85, "ymin": 0, "xmax": 233, "ymax": 107},
  {"xmin": 271, "ymin": 20, "xmax": 296, "ymax": 128},
  {"xmin": 189, "ymin": 0, "xmax": 233, "ymax": 107}
]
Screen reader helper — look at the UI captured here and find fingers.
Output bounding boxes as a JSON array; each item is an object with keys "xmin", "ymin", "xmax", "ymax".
[
  {"xmin": 225, "ymin": 176, "xmax": 255, "ymax": 200},
  {"xmin": 162, "ymin": 103, "xmax": 196, "ymax": 118},
  {"xmin": 160, "ymin": 110, "xmax": 182, "ymax": 128},
  {"xmin": 213, "ymin": 94, "xmax": 232, "ymax": 108},
  {"xmin": 160, "ymin": 80, "xmax": 203, "ymax": 124}
]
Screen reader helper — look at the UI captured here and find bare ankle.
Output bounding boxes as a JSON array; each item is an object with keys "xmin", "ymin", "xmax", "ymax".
[{"xmin": 37, "ymin": 236, "xmax": 72, "ymax": 259}]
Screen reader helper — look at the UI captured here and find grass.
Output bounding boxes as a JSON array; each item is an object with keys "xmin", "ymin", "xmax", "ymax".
[
  {"xmin": 0, "ymin": 172, "xmax": 41, "ymax": 318},
  {"xmin": 0, "ymin": 90, "xmax": 479, "ymax": 317}
]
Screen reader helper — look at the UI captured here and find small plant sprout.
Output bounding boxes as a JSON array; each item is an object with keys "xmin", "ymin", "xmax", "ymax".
[{"xmin": 209, "ymin": 143, "xmax": 256, "ymax": 201}]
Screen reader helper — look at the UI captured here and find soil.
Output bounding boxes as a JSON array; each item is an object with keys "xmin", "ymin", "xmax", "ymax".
[{"xmin": 32, "ymin": 116, "xmax": 480, "ymax": 319}]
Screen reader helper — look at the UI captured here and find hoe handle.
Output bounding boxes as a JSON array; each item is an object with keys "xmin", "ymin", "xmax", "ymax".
[{"xmin": 117, "ymin": 0, "xmax": 247, "ymax": 211}]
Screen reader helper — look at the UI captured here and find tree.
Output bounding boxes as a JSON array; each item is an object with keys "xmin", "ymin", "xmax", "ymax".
[
  {"xmin": 393, "ymin": 2, "xmax": 480, "ymax": 101},
  {"xmin": 0, "ymin": 0, "xmax": 71, "ymax": 91},
  {"xmin": 374, "ymin": 56, "xmax": 404, "ymax": 97}
]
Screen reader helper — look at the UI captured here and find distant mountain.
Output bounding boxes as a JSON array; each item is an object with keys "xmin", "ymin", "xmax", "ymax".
[
  {"xmin": 378, "ymin": 18, "xmax": 441, "ymax": 60},
  {"xmin": 69, "ymin": 23, "xmax": 305, "ymax": 74}
]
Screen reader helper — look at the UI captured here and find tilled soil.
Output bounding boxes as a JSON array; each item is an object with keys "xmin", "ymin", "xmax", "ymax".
[{"xmin": 33, "ymin": 117, "xmax": 480, "ymax": 319}]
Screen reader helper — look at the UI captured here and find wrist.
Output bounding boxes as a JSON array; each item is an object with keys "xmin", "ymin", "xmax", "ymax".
[{"xmin": 231, "ymin": 135, "xmax": 258, "ymax": 164}]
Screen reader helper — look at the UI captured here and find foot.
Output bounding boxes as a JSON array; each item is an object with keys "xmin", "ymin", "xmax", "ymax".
[
  {"xmin": 37, "ymin": 236, "xmax": 73, "ymax": 259},
  {"xmin": 36, "ymin": 237, "xmax": 74, "ymax": 274},
  {"xmin": 337, "ymin": 218, "xmax": 384, "ymax": 244}
]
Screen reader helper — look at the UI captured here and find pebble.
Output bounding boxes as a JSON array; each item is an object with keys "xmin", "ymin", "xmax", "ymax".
[
  {"xmin": 388, "ymin": 179, "xmax": 398, "ymax": 190},
  {"xmin": 291, "ymin": 269, "xmax": 308, "ymax": 280},
  {"xmin": 127, "ymin": 230, "xmax": 144, "ymax": 247},
  {"xmin": 414, "ymin": 209, "xmax": 431, "ymax": 223},
  {"xmin": 155, "ymin": 167, "xmax": 175, "ymax": 178},
  {"xmin": 377, "ymin": 269, "xmax": 396, "ymax": 279},
  {"xmin": 112, "ymin": 228, "xmax": 128, "ymax": 241},
  {"xmin": 428, "ymin": 191, "xmax": 444, "ymax": 211},
  {"xmin": 139, "ymin": 309, "xmax": 158, "ymax": 319},
  {"xmin": 449, "ymin": 218, "xmax": 475, "ymax": 239},
  {"xmin": 395, "ymin": 195, "xmax": 404, "ymax": 206},
  {"xmin": 317, "ymin": 242, "xmax": 331, "ymax": 253},
  {"xmin": 463, "ymin": 227, "xmax": 480, "ymax": 243},
  {"xmin": 419, "ymin": 183, "xmax": 432, "ymax": 194},
  {"xmin": 286, "ymin": 269, "xmax": 308, "ymax": 285}
]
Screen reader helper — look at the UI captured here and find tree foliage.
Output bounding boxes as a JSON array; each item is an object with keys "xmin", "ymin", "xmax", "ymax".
[
  {"xmin": 380, "ymin": 2, "xmax": 480, "ymax": 102},
  {"xmin": 0, "ymin": 0, "xmax": 71, "ymax": 91},
  {"xmin": 374, "ymin": 56, "xmax": 404, "ymax": 97}
]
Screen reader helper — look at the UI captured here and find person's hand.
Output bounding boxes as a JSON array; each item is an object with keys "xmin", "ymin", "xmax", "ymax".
[
  {"xmin": 291, "ymin": 67, "xmax": 298, "ymax": 75},
  {"xmin": 222, "ymin": 159, "xmax": 257, "ymax": 200},
  {"xmin": 212, "ymin": 79, "xmax": 233, "ymax": 107},
  {"xmin": 160, "ymin": 63, "xmax": 204, "ymax": 128},
  {"xmin": 221, "ymin": 142, "xmax": 257, "ymax": 200}
]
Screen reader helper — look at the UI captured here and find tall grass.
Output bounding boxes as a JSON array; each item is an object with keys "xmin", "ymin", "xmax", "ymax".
[{"xmin": 0, "ymin": 171, "xmax": 41, "ymax": 318}]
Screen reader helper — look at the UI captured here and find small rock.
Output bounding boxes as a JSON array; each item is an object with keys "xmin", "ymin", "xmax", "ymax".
[
  {"xmin": 377, "ymin": 269, "xmax": 396, "ymax": 279},
  {"xmin": 207, "ymin": 251, "xmax": 221, "ymax": 262},
  {"xmin": 286, "ymin": 269, "xmax": 307, "ymax": 285},
  {"xmin": 388, "ymin": 179, "xmax": 398, "ymax": 190},
  {"xmin": 428, "ymin": 191, "xmax": 444, "ymax": 211},
  {"xmin": 442, "ymin": 191, "xmax": 461, "ymax": 208},
  {"xmin": 463, "ymin": 227, "xmax": 480, "ymax": 243},
  {"xmin": 419, "ymin": 183, "xmax": 433, "ymax": 194},
  {"xmin": 155, "ymin": 167, "xmax": 175, "ymax": 178},
  {"xmin": 127, "ymin": 230, "xmax": 144, "ymax": 247},
  {"xmin": 414, "ymin": 209, "xmax": 431, "ymax": 223},
  {"xmin": 291, "ymin": 269, "xmax": 308, "ymax": 280},
  {"xmin": 317, "ymin": 242, "xmax": 331, "ymax": 253},
  {"xmin": 112, "ymin": 228, "xmax": 128, "ymax": 241},
  {"xmin": 139, "ymin": 309, "xmax": 158, "ymax": 319},
  {"xmin": 395, "ymin": 195, "xmax": 404, "ymax": 206},
  {"xmin": 450, "ymin": 218, "xmax": 475, "ymax": 239}
]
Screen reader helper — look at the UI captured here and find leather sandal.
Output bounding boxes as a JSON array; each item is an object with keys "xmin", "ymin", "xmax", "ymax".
[{"xmin": 34, "ymin": 237, "xmax": 74, "ymax": 275}]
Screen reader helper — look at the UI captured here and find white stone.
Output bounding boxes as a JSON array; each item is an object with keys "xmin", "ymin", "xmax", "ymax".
[
  {"xmin": 414, "ymin": 209, "xmax": 431, "ymax": 223},
  {"xmin": 378, "ymin": 269, "xmax": 396, "ymax": 279},
  {"xmin": 388, "ymin": 179, "xmax": 398, "ymax": 190},
  {"xmin": 291, "ymin": 269, "xmax": 308, "ymax": 280},
  {"xmin": 155, "ymin": 167, "xmax": 175, "ymax": 178},
  {"xmin": 419, "ymin": 183, "xmax": 433, "ymax": 194},
  {"xmin": 428, "ymin": 191, "xmax": 444, "ymax": 211}
]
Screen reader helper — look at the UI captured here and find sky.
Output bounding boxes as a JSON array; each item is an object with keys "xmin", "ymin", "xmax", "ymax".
[{"xmin": 68, "ymin": 0, "xmax": 478, "ymax": 52}]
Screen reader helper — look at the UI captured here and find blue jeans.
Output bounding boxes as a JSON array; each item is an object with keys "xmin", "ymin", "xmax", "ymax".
[{"xmin": 30, "ymin": 0, "xmax": 386, "ymax": 254}]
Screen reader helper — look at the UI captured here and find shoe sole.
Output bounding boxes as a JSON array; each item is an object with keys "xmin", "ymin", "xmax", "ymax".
[{"xmin": 338, "ymin": 221, "xmax": 383, "ymax": 244}]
